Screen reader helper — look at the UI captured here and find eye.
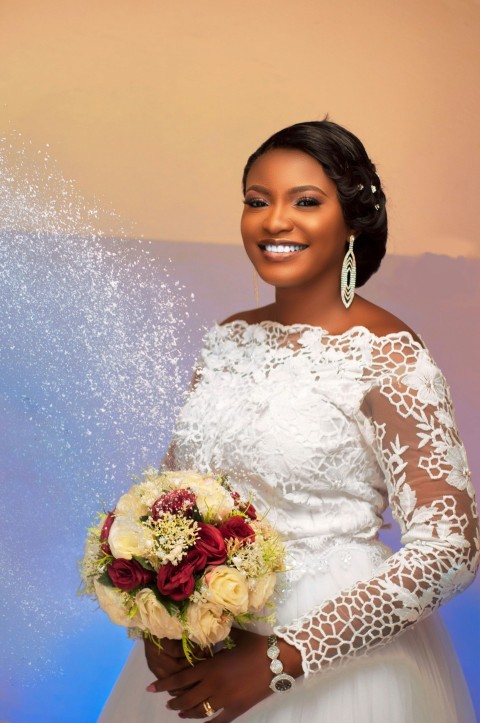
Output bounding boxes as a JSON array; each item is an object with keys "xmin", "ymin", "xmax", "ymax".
[
  {"xmin": 295, "ymin": 196, "xmax": 321, "ymax": 207},
  {"xmin": 243, "ymin": 197, "xmax": 268, "ymax": 208}
]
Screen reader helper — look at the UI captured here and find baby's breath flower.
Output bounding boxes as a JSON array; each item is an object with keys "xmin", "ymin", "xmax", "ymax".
[{"xmin": 148, "ymin": 512, "xmax": 199, "ymax": 567}]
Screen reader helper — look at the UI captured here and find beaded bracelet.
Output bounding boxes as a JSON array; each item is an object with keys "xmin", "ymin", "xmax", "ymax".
[{"xmin": 267, "ymin": 635, "xmax": 296, "ymax": 693}]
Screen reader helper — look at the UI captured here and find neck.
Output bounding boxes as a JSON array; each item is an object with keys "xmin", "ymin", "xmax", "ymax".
[{"xmin": 272, "ymin": 277, "xmax": 351, "ymax": 329}]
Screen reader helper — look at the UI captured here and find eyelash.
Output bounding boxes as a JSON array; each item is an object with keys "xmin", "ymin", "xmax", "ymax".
[{"xmin": 243, "ymin": 196, "xmax": 321, "ymax": 208}]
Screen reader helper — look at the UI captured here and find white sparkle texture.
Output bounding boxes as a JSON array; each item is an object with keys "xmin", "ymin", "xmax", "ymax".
[{"xmin": 0, "ymin": 134, "xmax": 198, "ymax": 680}]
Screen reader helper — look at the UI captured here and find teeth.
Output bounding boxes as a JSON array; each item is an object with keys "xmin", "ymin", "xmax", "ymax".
[{"xmin": 263, "ymin": 244, "xmax": 306, "ymax": 253}]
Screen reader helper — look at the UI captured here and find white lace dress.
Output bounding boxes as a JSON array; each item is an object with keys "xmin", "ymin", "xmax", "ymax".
[{"xmin": 99, "ymin": 321, "xmax": 479, "ymax": 723}]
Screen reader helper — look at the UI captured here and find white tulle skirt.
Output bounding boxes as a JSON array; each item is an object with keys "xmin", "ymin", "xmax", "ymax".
[{"xmin": 99, "ymin": 544, "xmax": 476, "ymax": 723}]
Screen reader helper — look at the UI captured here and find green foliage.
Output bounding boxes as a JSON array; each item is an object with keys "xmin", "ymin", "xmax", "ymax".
[
  {"xmin": 132, "ymin": 556, "xmax": 155, "ymax": 572},
  {"xmin": 97, "ymin": 571, "xmax": 114, "ymax": 587}
]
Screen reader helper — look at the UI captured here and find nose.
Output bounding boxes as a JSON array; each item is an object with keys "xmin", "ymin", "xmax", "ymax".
[{"xmin": 262, "ymin": 203, "xmax": 294, "ymax": 235}]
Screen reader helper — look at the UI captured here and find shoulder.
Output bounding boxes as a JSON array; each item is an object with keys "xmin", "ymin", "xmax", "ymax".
[
  {"xmin": 219, "ymin": 304, "xmax": 275, "ymax": 326},
  {"xmin": 352, "ymin": 297, "xmax": 423, "ymax": 345}
]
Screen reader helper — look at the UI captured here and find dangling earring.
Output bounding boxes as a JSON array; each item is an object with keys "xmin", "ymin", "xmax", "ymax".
[
  {"xmin": 341, "ymin": 234, "xmax": 356, "ymax": 309},
  {"xmin": 252, "ymin": 268, "xmax": 260, "ymax": 308}
]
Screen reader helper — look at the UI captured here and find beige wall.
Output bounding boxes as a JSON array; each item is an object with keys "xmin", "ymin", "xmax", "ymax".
[{"xmin": 1, "ymin": 0, "xmax": 479, "ymax": 255}]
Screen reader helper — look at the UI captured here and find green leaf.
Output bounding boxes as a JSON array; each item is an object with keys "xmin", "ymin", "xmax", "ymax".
[
  {"xmin": 132, "ymin": 556, "xmax": 155, "ymax": 571},
  {"xmin": 150, "ymin": 587, "xmax": 180, "ymax": 617},
  {"xmin": 97, "ymin": 571, "xmax": 114, "ymax": 588}
]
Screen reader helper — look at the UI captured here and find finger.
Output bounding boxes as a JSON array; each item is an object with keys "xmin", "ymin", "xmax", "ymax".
[
  {"xmin": 145, "ymin": 657, "xmax": 183, "ymax": 679},
  {"xmin": 144, "ymin": 637, "xmax": 184, "ymax": 659},
  {"xmin": 178, "ymin": 703, "xmax": 210, "ymax": 720},
  {"xmin": 159, "ymin": 638, "xmax": 186, "ymax": 658},
  {"xmin": 147, "ymin": 665, "xmax": 200, "ymax": 694},
  {"xmin": 167, "ymin": 687, "xmax": 193, "ymax": 697},
  {"xmin": 171, "ymin": 695, "xmax": 221, "ymax": 719}
]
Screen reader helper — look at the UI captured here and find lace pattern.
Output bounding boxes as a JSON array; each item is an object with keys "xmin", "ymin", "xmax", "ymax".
[{"xmin": 169, "ymin": 320, "xmax": 479, "ymax": 678}]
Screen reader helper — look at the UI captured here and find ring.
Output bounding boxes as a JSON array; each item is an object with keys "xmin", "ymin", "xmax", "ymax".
[{"xmin": 202, "ymin": 699, "xmax": 215, "ymax": 717}]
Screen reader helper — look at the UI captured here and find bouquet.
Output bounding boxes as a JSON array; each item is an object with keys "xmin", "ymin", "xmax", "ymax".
[{"xmin": 81, "ymin": 469, "xmax": 285, "ymax": 660}]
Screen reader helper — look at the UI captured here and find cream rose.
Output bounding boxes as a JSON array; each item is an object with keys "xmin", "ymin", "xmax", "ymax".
[
  {"xmin": 135, "ymin": 589, "xmax": 183, "ymax": 639},
  {"xmin": 248, "ymin": 573, "xmax": 276, "ymax": 612},
  {"xmin": 108, "ymin": 517, "xmax": 153, "ymax": 559},
  {"xmin": 204, "ymin": 565, "xmax": 249, "ymax": 615},
  {"xmin": 94, "ymin": 579, "xmax": 137, "ymax": 627},
  {"xmin": 115, "ymin": 486, "xmax": 150, "ymax": 517},
  {"xmin": 186, "ymin": 602, "xmax": 232, "ymax": 647},
  {"xmin": 187, "ymin": 478, "xmax": 234, "ymax": 522}
]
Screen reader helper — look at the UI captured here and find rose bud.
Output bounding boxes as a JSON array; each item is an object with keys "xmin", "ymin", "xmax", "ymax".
[
  {"xmin": 195, "ymin": 523, "xmax": 227, "ymax": 565},
  {"xmin": 151, "ymin": 489, "xmax": 197, "ymax": 520},
  {"xmin": 157, "ymin": 559, "xmax": 196, "ymax": 601},
  {"xmin": 219, "ymin": 516, "xmax": 255, "ymax": 544},
  {"xmin": 107, "ymin": 558, "xmax": 154, "ymax": 591},
  {"xmin": 232, "ymin": 492, "xmax": 257, "ymax": 520},
  {"xmin": 100, "ymin": 511, "xmax": 115, "ymax": 554},
  {"xmin": 239, "ymin": 501, "xmax": 257, "ymax": 520}
]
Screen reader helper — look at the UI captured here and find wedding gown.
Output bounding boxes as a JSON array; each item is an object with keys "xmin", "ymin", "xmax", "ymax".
[{"xmin": 99, "ymin": 320, "xmax": 479, "ymax": 723}]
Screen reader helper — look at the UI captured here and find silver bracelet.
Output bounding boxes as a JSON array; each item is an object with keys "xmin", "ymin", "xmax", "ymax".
[{"xmin": 267, "ymin": 635, "xmax": 296, "ymax": 693}]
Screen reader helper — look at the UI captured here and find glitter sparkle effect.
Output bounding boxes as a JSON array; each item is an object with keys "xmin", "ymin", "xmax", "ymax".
[{"xmin": 0, "ymin": 134, "xmax": 198, "ymax": 680}]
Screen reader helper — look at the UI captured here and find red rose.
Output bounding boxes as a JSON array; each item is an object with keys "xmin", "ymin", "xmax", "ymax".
[
  {"xmin": 157, "ymin": 559, "xmax": 195, "ymax": 601},
  {"xmin": 232, "ymin": 492, "xmax": 257, "ymax": 520},
  {"xmin": 184, "ymin": 546, "xmax": 208, "ymax": 573},
  {"xmin": 219, "ymin": 516, "xmax": 255, "ymax": 544},
  {"xmin": 100, "ymin": 511, "xmax": 115, "ymax": 554},
  {"xmin": 195, "ymin": 523, "xmax": 227, "ymax": 565},
  {"xmin": 107, "ymin": 558, "xmax": 154, "ymax": 591},
  {"xmin": 151, "ymin": 489, "xmax": 197, "ymax": 520}
]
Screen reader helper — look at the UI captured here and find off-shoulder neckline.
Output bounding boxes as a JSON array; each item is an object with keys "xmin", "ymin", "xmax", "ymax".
[{"xmin": 214, "ymin": 318, "xmax": 425, "ymax": 347}]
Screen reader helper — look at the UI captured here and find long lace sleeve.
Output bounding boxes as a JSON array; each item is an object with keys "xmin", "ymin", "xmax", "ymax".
[
  {"xmin": 274, "ymin": 340, "xmax": 479, "ymax": 677},
  {"xmin": 160, "ymin": 366, "xmax": 203, "ymax": 472}
]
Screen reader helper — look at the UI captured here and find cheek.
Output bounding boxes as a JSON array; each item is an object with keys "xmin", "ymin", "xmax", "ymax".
[{"xmin": 240, "ymin": 212, "xmax": 253, "ymax": 242}]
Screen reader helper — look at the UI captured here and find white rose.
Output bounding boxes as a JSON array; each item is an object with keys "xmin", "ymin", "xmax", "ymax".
[
  {"xmin": 94, "ymin": 579, "xmax": 136, "ymax": 628},
  {"xmin": 115, "ymin": 487, "xmax": 150, "ymax": 517},
  {"xmin": 204, "ymin": 565, "xmax": 249, "ymax": 615},
  {"xmin": 108, "ymin": 517, "xmax": 152, "ymax": 559},
  {"xmin": 188, "ymin": 479, "xmax": 234, "ymax": 522},
  {"xmin": 186, "ymin": 602, "xmax": 232, "ymax": 647},
  {"xmin": 248, "ymin": 573, "xmax": 276, "ymax": 612},
  {"xmin": 135, "ymin": 589, "xmax": 183, "ymax": 639}
]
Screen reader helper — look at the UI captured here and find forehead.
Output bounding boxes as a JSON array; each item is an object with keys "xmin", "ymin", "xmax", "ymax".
[{"xmin": 245, "ymin": 148, "xmax": 335, "ymax": 192}]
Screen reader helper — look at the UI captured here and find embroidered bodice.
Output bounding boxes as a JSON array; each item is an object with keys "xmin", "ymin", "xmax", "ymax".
[{"xmin": 170, "ymin": 320, "xmax": 479, "ymax": 677}]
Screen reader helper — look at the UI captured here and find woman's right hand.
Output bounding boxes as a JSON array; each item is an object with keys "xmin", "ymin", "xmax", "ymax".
[{"xmin": 144, "ymin": 638, "xmax": 191, "ymax": 682}]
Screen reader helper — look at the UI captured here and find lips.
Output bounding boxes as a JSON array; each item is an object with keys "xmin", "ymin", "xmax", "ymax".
[
  {"xmin": 258, "ymin": 239, "xmax": 308, "ymax": 254},
  {"xmin": 258, "ymin": 240, "xmax": 308, "ymax": 257}
]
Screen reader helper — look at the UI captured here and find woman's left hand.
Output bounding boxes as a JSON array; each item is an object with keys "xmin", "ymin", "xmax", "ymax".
[{"xmin": 146, "ymin": 629, "xmax": 302, "ymax": 722}]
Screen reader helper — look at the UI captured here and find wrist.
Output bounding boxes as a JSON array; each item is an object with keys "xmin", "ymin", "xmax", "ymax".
[{"xmin": 277, "ymin": 637, "xmax": 303, "ymax": 679}]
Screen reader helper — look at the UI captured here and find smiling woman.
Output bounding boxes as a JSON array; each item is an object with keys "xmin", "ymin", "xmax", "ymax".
[
  {"xmin": 242, "ymin": 149, "xmax": 352, "ymax": 290},
  {"xmin": 99, "ymin": 121, "xmax": 478, "ymax": 723}
]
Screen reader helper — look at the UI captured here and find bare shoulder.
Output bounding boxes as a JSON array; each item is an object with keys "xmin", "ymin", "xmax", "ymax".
[
  {"xmin": 219, "ymin": 304, "xmax": 275, "ymax": 326},
  {"xmin": 353, "ymin": 296, "xmax": 423, "ymax": 345}
]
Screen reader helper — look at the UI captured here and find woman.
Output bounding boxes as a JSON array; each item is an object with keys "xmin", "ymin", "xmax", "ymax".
[{"xmin": 99, "ymin": 121, "xmax": 479, "ymax": 722}]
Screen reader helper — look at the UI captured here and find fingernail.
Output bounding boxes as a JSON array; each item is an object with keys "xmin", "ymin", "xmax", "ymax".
[
  {"xmin": 146, "ymin": 683, "xmax": 156, "ymax": 692},
  {"xmin": 179, "ymin": 714, "xmax": 186, "ymax": 719}
]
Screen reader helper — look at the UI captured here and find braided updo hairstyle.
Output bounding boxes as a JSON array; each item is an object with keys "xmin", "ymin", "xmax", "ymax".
[{"xmin": 241, "ymin": 120, "xmax": 387, "ymax": 288}]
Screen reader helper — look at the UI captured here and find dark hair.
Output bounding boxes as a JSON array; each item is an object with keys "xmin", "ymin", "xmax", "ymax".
[{"xmin": 242, "ymin": 120, "xmax": 387, "ymax": 288}]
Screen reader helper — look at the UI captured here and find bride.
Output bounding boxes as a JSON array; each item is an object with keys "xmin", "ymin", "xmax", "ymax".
[{"xmin": 99, "ymin": 120, "xmax": 478, "ymax": 722}]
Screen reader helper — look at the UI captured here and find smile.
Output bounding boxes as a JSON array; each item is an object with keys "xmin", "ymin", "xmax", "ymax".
[{"xmin": 258, "ymin": 244, "xmax": 308, "ymax": 254}]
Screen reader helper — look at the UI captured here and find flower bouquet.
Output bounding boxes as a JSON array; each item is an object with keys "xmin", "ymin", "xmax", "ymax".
[{"xmin": 81, "ymin": 469, "xmax": 285, "ymax": 660}]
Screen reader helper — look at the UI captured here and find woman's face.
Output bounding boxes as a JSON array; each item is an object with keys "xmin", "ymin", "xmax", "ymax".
[{"xmin": 241, "ymin": 148, "xmax": 351, "ymax": 291}]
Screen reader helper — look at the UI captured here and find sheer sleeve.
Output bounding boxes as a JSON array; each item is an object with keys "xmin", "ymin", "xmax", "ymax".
[
  {"xmin": 160, "ymin": 366, "xmax": 203, "ymax": 472},
  {"xmin": 274, "ymin": 340, "xmax": 479, "ymax": 677}
]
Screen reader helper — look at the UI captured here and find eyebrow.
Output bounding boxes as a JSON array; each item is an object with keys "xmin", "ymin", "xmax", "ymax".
[{"xmin": 245, "ymin": 184, "xmax": 328, "ymax": 197}]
